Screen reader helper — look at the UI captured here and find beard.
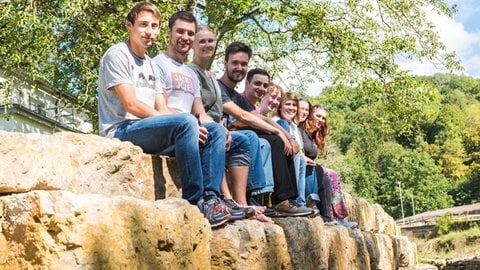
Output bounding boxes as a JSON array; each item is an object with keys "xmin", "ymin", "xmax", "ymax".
[{"xmin": 227, "ymin": 69, "xmax": 246, "ymax": 83}]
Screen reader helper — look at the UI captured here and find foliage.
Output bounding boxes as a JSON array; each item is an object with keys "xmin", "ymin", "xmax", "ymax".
[
  {"xmin": 319, "ymin": 73, "xmax": 479, "ymax": 218},
  {"xmin": 0, "ymin": 0, "xmax": 461, "ymax": 127},
  {"xmin": 436, "ymin": 213, "xmax": 453, "ymax": 235},
  {"xmin": 0, "ymin": 0, "xmax": 183, "ymax": 126},
  {"xmin": 375, "ymin": 143, "xmax": 453, "ymax": 218}
]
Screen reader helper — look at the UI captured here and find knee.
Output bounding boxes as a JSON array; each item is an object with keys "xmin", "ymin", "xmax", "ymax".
[
  {"xmin": 230, "ymin": 132, "xmax": 251, "ymax": 153},
  {"xmin": 205, "ymin": 122, "xmax": 226, "ymax": 139},
  {"xmin": 237, "ymin": 136, "xmax": 251, "ymax": 151},
  {"xmin": 180, "ymin": 113, "xmax": 198, "ymax": 128}
]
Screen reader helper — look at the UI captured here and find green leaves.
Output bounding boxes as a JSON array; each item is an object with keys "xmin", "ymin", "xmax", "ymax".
[{"xmin": 0, "ymin": 0, "xmax": 461, "ymax": 127}]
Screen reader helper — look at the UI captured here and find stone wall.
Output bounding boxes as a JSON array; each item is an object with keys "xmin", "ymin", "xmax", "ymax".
[{"xmin": 0, "ymin": 131, "xmax": 419, "ymax": 269}]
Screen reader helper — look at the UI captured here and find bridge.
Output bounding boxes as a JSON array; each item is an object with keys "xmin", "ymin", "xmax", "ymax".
[{"xmin": 397, "ymin": 203, "xmax": 480, "ymax": 238}]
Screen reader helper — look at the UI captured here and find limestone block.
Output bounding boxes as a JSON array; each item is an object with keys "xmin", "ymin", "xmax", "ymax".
[
  {"xmin": 0, "ymin": 131, "xmax": 182, "ymax": 201},
  {"xmin": 0, "ymin": 190, "xmax": 210, "ymax": 269},
  {"xmin": 210, "ymin": 220, "xmax": 291, "ymax": 270},
  {"xmin": 346, "ymin": 194, "xmax": 398, "ymax": 235},
  {"xmin": 0, "ymin": 130, "xmax": 420, "ymax": 270}
]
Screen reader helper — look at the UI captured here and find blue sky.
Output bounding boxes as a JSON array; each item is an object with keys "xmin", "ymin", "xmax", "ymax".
[
  {"xmin": 399, "ymin": 0, "xmax": 480, "ymax": 78},
  {"xmin": 305, "ymin": 1, "xmax": 480, "ymax": 96},
  {"xmin": 219, "ymin": 1, "xmax": 480, "ymax": 96}
]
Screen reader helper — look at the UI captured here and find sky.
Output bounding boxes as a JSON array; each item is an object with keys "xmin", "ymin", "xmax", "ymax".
[
  {"xmin": 398, "ymin": 0, "xmax": 480, "ymax": 79},
  {"xmin": 306, "ymin": 1, "xmax": 480, "ymax": 96}
]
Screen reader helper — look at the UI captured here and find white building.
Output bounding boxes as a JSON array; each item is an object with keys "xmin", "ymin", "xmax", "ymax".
[{"xmin": 0, "ymin": 71, "xmax": 93, "ymax": 134}]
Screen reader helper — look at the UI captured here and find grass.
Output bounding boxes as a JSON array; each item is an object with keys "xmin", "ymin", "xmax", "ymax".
[{"xmin": 409, "ymin": 223, "xmax": 480, "ymax": 262}]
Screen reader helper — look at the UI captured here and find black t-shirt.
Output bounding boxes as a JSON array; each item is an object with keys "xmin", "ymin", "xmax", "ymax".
[
  {"xmin": 299, "ymin": 127, "xmax": 318, "ymax": 160},
  {"xmin": 217, "ymin": 79, "xmax": 254, "ymax": 128}
]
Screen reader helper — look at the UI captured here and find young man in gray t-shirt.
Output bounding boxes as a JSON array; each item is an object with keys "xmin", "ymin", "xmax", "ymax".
[{"xmin": 97, "ymin": 2, "xmax": 231, "ymax": 227}]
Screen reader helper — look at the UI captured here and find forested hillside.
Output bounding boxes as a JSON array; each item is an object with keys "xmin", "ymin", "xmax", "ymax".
[{"xmin": 311, "ymin": 73, "xmax": 480, "ymax": 219}]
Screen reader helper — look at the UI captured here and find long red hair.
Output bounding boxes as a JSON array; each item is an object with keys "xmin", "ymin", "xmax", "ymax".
[{"xmin": 305, "ymin": 104, "xmax": 329, "ymax": 154}]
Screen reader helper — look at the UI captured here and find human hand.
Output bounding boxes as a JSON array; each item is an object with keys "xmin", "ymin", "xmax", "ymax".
[
  {"xmin": 198, "ymin": 126, "xmax": 208, "ymax": 145},
  {"xmin": 225, "ymin": 128, "xmax": 231, "ymax": 151},
  {"xmin": 290, "ymin": 139, "xmax": 301, "ymax": 155},
  {"xmin": 278, "ymin": 132, "xmax": 293, "ymax": 156},
  {"xmin": 304, "ymin": 156, "xmax": 316, "ymax": 167}
]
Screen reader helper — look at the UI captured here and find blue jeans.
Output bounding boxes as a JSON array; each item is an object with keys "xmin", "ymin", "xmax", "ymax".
[
  {"xmin": 252, "ymin": 138, "xmax": 274, "ymax": 195},
  {"xmin": 305, "ymin": 166, "xmax": 320, "ymax": 201},
  {"xmin": 227, "ymin": 131, "xmax": 251, "ymax": 167},
  {"xmin": 294, "ymin": 153, "xmax": 307, "ymax": 206},
  {"xmin": 114, "ymin": 113, "xmax": 225, "ymax": 204},
  {"xmin": 233, "ymin": 130, "xmax": 267, "ymax": 192}
]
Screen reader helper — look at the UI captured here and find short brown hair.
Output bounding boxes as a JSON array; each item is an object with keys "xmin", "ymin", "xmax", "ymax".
[{"xmin": 126, "ymin": 2, "xmax": 162, "ymax": 24}]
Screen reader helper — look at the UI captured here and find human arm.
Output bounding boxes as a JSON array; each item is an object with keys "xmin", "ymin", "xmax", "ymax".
[
  {"xmin": 190, "ymin": 97, "xmax": 213, "ymax": 145},
  {"xmin": 191, "ymin": 97, "xmax": 215, "ymax": 124},
  {"xmin": 154, "ymin": 88, "xmax": 178, "ymax": 114},
  {"xmin": 114, "ymin": 84, "xmax": 162, "ymax": 118},
  {"xmin": 223, "ymin": 101, "xmax": 280, "ymax": 134},
  {"xmin": 259, "ymin": 114, "xmax": 300, "ymax": 155},
  {"xmin": 223, "ymin": 101, "xmax": 293, "ymax": 155}
]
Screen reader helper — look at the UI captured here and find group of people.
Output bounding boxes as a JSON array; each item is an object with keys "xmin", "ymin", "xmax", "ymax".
[{"xmin": 98, "ymin": 2, "xmax": 357, "ymax": 229}]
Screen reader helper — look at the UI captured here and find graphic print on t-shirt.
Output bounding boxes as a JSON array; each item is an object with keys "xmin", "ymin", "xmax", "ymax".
[
  {"xmin": 171, "ymin": 72, "xmax": 194, "ymax": 96},
  {"xmin": 136, "ymin": 72, "xmax": 156, "ymax": 90}
]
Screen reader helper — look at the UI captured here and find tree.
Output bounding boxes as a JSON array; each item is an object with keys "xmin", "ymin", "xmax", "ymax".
[
  {"xmin": 374, "ymin": 143, "xmax": 453, "ymax": 219},
  {"xmin": 0, "ymin": 0, "xmax": 461, "ymax": 129}
]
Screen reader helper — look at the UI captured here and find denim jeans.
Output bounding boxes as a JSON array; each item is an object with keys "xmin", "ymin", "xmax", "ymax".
[
  {"xmin": 251, "ymin": 138, "xmax": 274, "ymax": 195},
  {"xmin": 200, "ymin": 121, "xmax": 227, "ymax": 198},
  {"xmin": 305, "ymin": 166, "xmax": 320, "ymax": 201},
  {"xmin": 114, "ymin": 113, "xmax": 225, "ymax": 204},
  {"xmin": 294, "ymin": 153, "xmax": 307, "ymax": 206},
  {"xmin": 227, "ymin": 131, "xmax": 251, "ymax": 167},
  {"xmin": 233, "ymin": 130, "xmax": 268, "ymax": 193}
]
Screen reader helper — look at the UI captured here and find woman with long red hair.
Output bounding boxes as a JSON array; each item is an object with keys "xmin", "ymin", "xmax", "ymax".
[{"xmin": 299, "ymin": 102, "xmax": 358, "ymax": 228}]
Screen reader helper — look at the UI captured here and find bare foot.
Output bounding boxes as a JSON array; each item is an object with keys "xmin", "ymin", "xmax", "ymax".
[
  {"xmin": 251, "ymin": 213, "xmax": 274, "ymax": 223},
  {"xmin": 250, "ymin": 205, "xmax": 267, "ymax": 215}
]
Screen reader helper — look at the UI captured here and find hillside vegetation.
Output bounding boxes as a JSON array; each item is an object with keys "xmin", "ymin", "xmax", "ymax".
[
  {"xmin": 311, "ymin": 73, "xmax": 480, "ymax": 220},
  {"xmin": 405, "ymin": 216, "xmax": 480, "ymax": 263}
]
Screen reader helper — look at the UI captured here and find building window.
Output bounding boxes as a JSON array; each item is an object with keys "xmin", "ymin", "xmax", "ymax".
[{"xmin": 29, "ymin": 98, "xmax": 46, "ymax": 116}]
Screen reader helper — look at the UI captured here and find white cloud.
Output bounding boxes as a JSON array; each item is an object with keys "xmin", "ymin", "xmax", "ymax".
[
  {"xmin": 307, "ymin": 2, "xmax": 480, "ymax": 96},
  {"xmin": 399, "ymin": 3, "xmax": 480, "ymax": 78}
]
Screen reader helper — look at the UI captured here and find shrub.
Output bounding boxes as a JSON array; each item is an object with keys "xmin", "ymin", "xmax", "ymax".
[{"xmin": 436, "ymin": 213, "xmax": 453, "ymax": 235}]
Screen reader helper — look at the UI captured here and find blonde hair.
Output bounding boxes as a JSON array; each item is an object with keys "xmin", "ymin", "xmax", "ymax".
[
  {"xmin": 259, "ymin": 83, "xmax": 284, "ymax": 116},
  {"xmin": 265, "ymin": 83, "xmax": 284, "ymax": 105}
]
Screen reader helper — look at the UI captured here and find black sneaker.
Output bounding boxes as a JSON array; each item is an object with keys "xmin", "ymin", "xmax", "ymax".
[
  {"xmin": 223, "ymin": 198, "xmax": 256, "ymax": 220},
  {"xmin": 274, "ymin": 199, "xmax": 314, "ymax": 217},
  {"xmin": 248, "ymin": 196, "xmax": 276, "ymax": 217},
  {"xmin": 197, "ymin": 196, "xmax": 232, "ymax": 228}
]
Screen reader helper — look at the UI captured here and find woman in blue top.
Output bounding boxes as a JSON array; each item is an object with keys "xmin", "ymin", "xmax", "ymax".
[{"xmin": 274, "ymin": 92, "xmax": 314, "ymax": 212}]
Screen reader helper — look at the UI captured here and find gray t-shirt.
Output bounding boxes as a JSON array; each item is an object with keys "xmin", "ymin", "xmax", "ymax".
[
  {"xmin": 188, "ymin": 63, "xmax": 223, "ymax": 122},
  {"xmin": 98, "ymin": 42, "xmax": 165, "ymax": 137},
  {"xmin": 152, "ymin": 53, "xmax": 200, "ymax": 113}
]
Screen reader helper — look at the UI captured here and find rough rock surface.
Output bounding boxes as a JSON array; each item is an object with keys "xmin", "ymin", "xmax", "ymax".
[
  {"xmin": 0, "ymin": 131, "xmax": 419, "ymax": 269},
  {"xmin": 0, "ymin": 191, "xmax": 210, "ymax": 269}
]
